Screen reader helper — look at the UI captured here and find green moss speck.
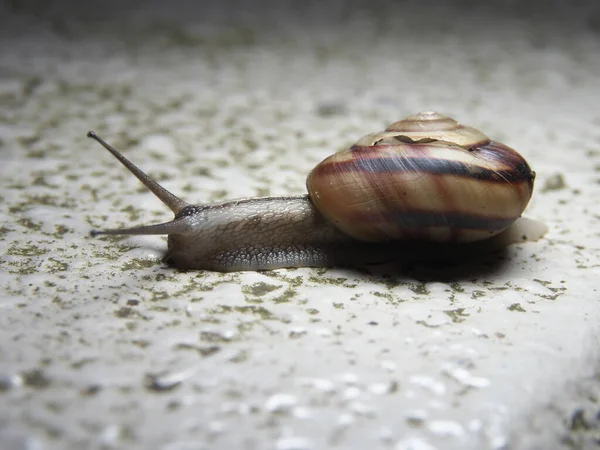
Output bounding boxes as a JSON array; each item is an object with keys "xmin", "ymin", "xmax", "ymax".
[
  {"xmin": 120, "ymin": 205, "xmax": 142, "ymax": 223},
  {"xmin": 538, "ymin": 293, "xmax": 561, "ymax": 301},
  {"xmin": 191, "ymin": 167, "xmax": 213, "ymax": 178},
  {"xmin": 150, "ymin": 291, "xmax": 170, "ymax": 302},
  {"xmin": 46, "ymin": 257, "xmax": 69, "ymax": 272},
  {"xmin": 10, "ymin": 195, "xmax": 76, "ymax": 214},
  {"xmin": 371, "ymin": 291, "xmax": 399, "ymax": 303},
  {"xmin": 53, "ymin": 225, "xmax": 71, "ymax": 236},
  {"xmin": 185, "ymin": 283, "xmax": 215, "ymax": 292},
  {"xmin": 200, "ymin": 330, "xmax": 234, "ymax": 343},
  {"xmin": 175, "ymin": 343, "xmax": 221, "ymax": 357},
  {"xmin": 114, "ymin": 307, "xmax": 134, "ymax": 318},
  {"xmin": 508, "ymin": 303, "xmax": 526, "ymax": 312},
  {"xmin": 568, "ymin": 409, "xmax": 591, "ymax": 431},
  {"xmin": 17, "ymin": 218, "xmax": 42, "ymax": 231},
  {"xmin": 242, "ymin": 282, "xmax": 281, "ymax": 297},
  {"xmin": 488, "ymin": 285, "xmax": 509, "ymax": 291},
  {"xmin": 234, "ymin": 305, "xmax": 275, "ymax": 320},
  {"xmin": 22, "ymin": 369, "xmax": 51, "ymax": 389},
  {"xmin": 272, "ymin": 287, "xmax": 297, "ymax": 304},
  {"xmin": 444, "ymin": 308, "xmax": 469, "ymax": 323},
  {"xmin": 264, "ymin": 273, "xmax": 304, "ymax": 288},
  {"xmin": 7, "ymin": 242, "xmax": 49, "ymax": 256},
  {"xmin": 308, "ymin": 274, "xmax": 355, "ymax": 287},
  {"xmin": 210, "ymin": 305, "xmax": 276, "ymax": 320},
  {"xmin": 450, "ymin": 282, "xmax": 466, "ymax": 293},
  {"xmin": 409, "ymin": 283, "xmax": 430, "ymax": 296},
  {"xmin": 122, "ymin": 258, "xmax": 160, "ymax": 270},
  {"xmin": 7, "ymin": 259, "xmax": 38, "ymax": 275}
]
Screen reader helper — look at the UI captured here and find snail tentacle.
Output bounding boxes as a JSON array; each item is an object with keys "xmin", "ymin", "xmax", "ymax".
[{"xmin": 87, "ymin": 131, "xmax": 190, "ymax": 214}]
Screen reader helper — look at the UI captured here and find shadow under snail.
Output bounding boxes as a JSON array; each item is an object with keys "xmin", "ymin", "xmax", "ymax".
[{"xmin": 89, "ymin": 111, "xmax": 546, "ymax": 272}]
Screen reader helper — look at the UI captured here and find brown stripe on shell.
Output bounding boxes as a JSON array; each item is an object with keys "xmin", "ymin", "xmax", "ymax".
[
  {"xmin": 307, "ymin": 167, "xmax": 532, "ymax": 242},
  {"xmin": 428, "ymin": 163, "xmax": 462, "ymax": 242},
  {"xmin": 306, "ymin": 140, "xmax": 534, "ymax": 243},
  {"xmin": 349, "ymin": 145, "xmax": 475, "ymax": 242},
  {"xmin": 313, "ymin": 142, "xmax": 533, "ymax": 184},
  {"xmin": 469, "ymin": 141, "xmax": 536, "ymax": 190},
  {"xmin": 348, "ymin": 141, "xmax": 528, "ymax": 170},
  {"xmin": 309, "ymin": 177, "xmax": 525, "ymax": 243}
]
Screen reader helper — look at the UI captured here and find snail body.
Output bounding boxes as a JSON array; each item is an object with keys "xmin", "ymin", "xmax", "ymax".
[{"xmin": 89, "ymin": 111, "xmax": 538, "ymax": 272}]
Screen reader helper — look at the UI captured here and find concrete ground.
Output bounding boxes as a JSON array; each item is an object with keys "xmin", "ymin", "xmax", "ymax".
[{"xmin": 1, "ymin": 0, "xmax": 599, "ymax": 449}]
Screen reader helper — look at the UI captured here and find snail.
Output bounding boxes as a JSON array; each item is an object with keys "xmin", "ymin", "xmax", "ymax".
[{"xmin": 89, "ymin": 111, "xmax": 544, "ymax": 272}]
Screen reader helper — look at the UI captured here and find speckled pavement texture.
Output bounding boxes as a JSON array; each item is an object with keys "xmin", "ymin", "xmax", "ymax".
[{"xmin": 1, "ymin": 1, "xmax": 599, "ymax": 449}]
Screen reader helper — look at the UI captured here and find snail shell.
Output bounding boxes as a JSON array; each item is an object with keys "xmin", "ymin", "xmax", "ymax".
[
  {"xmin": 307, "ymin": 111, "xmax": 534, "ymax": 243},
  {"xmin": 88, "ymin": 111, "xmax": 539, "ymax": 271}
]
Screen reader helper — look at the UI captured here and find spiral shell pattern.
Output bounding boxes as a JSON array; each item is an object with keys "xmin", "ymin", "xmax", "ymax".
[{"xmin": 306, "ymin": 112, "xmax": 535, "ymax": 243}]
